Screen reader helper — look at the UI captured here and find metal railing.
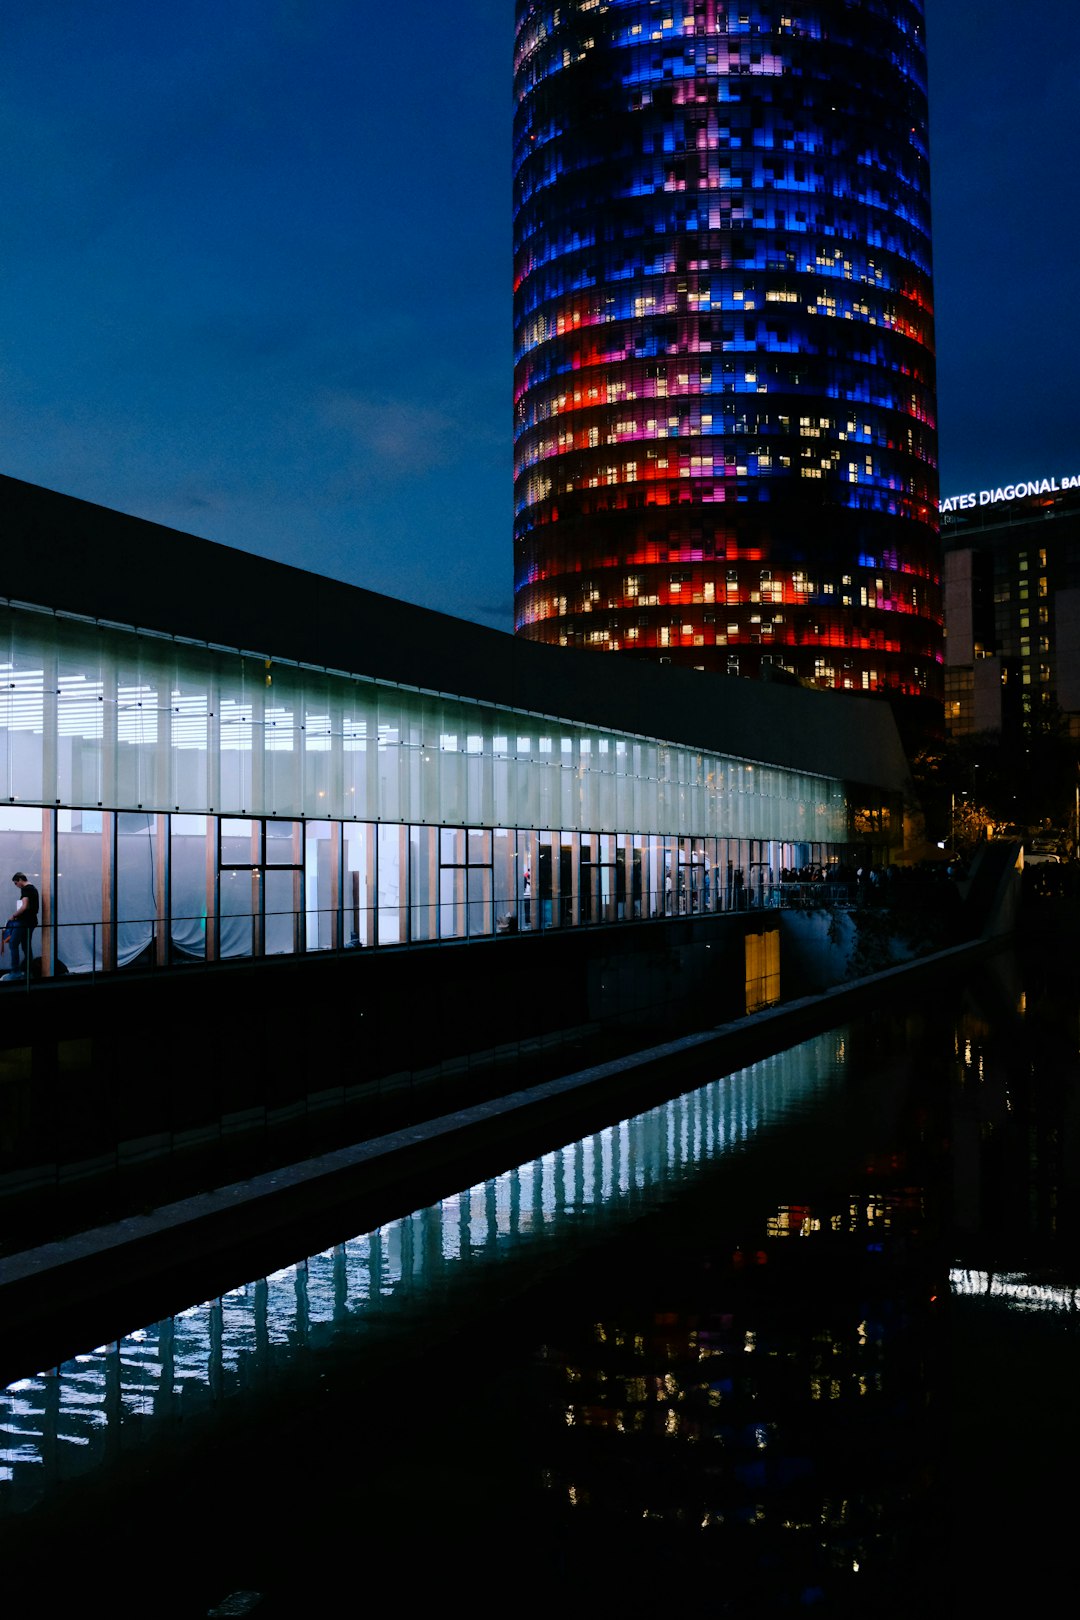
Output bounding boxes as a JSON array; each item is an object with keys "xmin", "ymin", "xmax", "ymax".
[{"xmin": 3, "ymin": 879, "xmax": 879, "ymax": 988}]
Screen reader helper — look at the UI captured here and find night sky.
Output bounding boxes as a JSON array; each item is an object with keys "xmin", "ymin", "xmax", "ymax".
[{"xmin": 2, "ymin": 1, "xmax": 1078, "ymax": 634}]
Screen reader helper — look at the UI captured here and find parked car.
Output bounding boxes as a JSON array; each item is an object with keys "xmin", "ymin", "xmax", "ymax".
[{"xmin": 1026, "ymin": 833, "xmax": 1065, "ymax": 864}]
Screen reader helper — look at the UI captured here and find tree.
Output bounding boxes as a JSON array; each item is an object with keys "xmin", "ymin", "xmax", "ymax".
[{"xmin": 910, "ymin": 711, "xmax": 1080, "ymax": 853}]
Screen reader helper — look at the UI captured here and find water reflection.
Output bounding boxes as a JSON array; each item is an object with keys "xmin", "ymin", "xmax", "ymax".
[
  {"xmin": 1, "ymin": 1034, "xmax": 841, "ymax": 1516},
  {"xmin": 4, "ymin": 940, "xmax": 1080, "ymax": 1611},
  {"xmin": 950, "ymin": 1268, "xmax": 1080, "ymax": 1313}
]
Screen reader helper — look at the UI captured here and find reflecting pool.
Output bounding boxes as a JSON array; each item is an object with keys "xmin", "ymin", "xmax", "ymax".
[
  {"xmin": 1, "ymin": 1037, "xmax": 840, "ymax": 1514},
  {"xmin": 2, "ymin": 939, "xmax": 1079, "ymax": 1615}
]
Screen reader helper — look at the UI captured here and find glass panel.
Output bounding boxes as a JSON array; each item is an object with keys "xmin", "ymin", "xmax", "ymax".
[
  {"xmin": 465, "ymin": 725, "xmax": 490, "ymax": 826},
  {"xmin": 116, "ymin": 812, "xmax": 155, "ymax": 969},
  {"xmin": 598, "ymin": 859, "xmax": 617, "ymax": 924},
  {"xmin": 170, "ymin": 651, "xmax": 210, "ymax": 812},
  {"xmin": 435, "ymin": 724, "xmax": 464, "ymax": 827},
  {"xmin": 343, "ymin": 823, "xmax": 373, "ymax": 948},
  {"xmin": 377, "ymin": 702, "xmax": 404, "ymax": 824},
  {"xmin": 265, "ymin": 820, "xmax": 301, "ymax": 865},
  {"xmin": 729, "ymin": 841, "xmax": 749, "ymax": 911},
  {"xmin": 693, "ymin": 838, "xmax": 708, "ymax": 912},
  {"xmin": 467, "ymin": 864, "xmax": 492, "ymax": 937},
  {"xmin": 517, "ymin": 829, "xmax": 539, "ymax": 932},
  {"xmin": 409, "ymin": 825, "xmax": 437, "ymax": 943},
  {"xmin": 219, "ymin": 820, "xmax": 257, "ymax": 958},
  {"xmin": 304, "ymin": 821, "xmax": 335, "ymax": 952},
  {"xmin": 629, "ymin": 836, "xmax": 643, "ymax": 918},
  {"xmin": 302, "ymin": 675, "xmax": 334, "ymax": 815},
  {"xmin": 467, "ymin": 828, "xmax": 491, "ymax": 864},
  {"xmin": 0, "ymin": 613, "xmax": 46, "ymax": 805},
  {"xmin": 466, "ymin": 827, "xmax": 492, "ymax": 936},
  {"xmin": 748, "ymin": 840, "xmax": 770, "ymax": 909},
  {"xmin": 218, "ymin": 659, "xmax": 257, "ymax": 815},
  {"xmin": 559, "ymin": 833, "xmax": 576, "ymax": 928},
  {"xmin": 645, "ymin": 834, "xmax": 666, "ymax": 919},
  {"xmin": 263, "ymin": 674, "xmax": 300, "ymax": 818},
  {"xmin": 219, "ymin": 865, "xmax": 255, "ymax": 958},
  {"xmin": 264, "ymin": 867, "xmax": 298, "ymax": 956},
  {"xmin": 0, "ymin": 807, "xmax": 45, "ymax": 980},
  {"xmin": 616, "ymin": 835, "xmax": 632, "ymax": 921},
  {"xmin": 170, "ymin": 814, "xmax": 207, "ymax": 960},
  {"xmin": 116, "ymin": 653, "xmax": 161, "ymax": 811},
  {"xmin": 55, "ymin": 809, "xmax": 104, "ymax": 975},
  {"xmin": 377, "ymin": 823, "xmax": 405, "ymax": 945},
  {"xmin": 439, "ymin": 864, "xmax": 466, "ymax": 939},
  {"xmin": 538, "ymin": 830, "xmax": 558, "ymax": 930},
  {"xmin": 342, "ymin": 707, "xmax": 370, "ymax": 820},
  {"xmin": 673, "ymin": 837, "xmax": 687, "ymax": 915},
  {"xmin": 56, "ymin": 624, "xmax": 103, "ymax": 810},
  {"xmin": 704, "ymin": 838, "xmax": 718, "ymax": 913},
  {"xmin": 493, "ymin": 829, "xmax": 517, "ymax": 934},
  {"xmin": 221, "ymin": 819, "xmax": 258, "ymax": 865},
  {"xmin": 676, "ymin": 836, "xmax": 705, "ymax": 915},
  {"xmin": 440, "ymin": 827, "xmax": 465, "ymax": 864},
  {"xmin": 492, "ymin": 732, "xmax": 511, "ymax": 828},
  {"xmin": 657, "ymin": 841, "xmax": 671, "ymax": 914},
  {"xmin": 579, "ymin": 831, "xmax": 597, "ymax": 925}
]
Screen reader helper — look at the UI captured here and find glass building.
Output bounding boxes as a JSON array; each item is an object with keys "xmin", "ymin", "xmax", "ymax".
[
  {"xmin": 0, "ymin": 474, "xmax": 912, "ymax": 984},
  {"xmin": 0, "ymin": 599, "xmax": 860, "ymax": 977},
  {"xmin": 512, "ymin": 0, "xmax": 942, "ymax": 702}
]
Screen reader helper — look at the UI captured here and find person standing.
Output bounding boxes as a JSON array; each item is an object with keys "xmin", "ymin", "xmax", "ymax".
[{"xmin": 7, "ymin": 872, "xmax": 39, "ymax": 979}]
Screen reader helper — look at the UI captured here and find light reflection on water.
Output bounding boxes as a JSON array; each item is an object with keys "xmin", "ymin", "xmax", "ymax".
[
  {"xmin": 0, "ymin": 1032, "xmax": 844, "ymax": 1516},
  {"xmin": 949, "ymin": 1269, "xmax": 1080, "ymax": 1313}
]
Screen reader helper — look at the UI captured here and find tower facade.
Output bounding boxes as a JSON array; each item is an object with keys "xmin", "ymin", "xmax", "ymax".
[{"xmin": 512, "ymin": 0, "xmax": 941, "ymax": 702}]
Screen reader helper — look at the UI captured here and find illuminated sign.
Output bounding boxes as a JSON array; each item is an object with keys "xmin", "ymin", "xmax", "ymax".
[{"xmin": 940, "ymin": 473, "xmax": 1080, "ymax": 514}]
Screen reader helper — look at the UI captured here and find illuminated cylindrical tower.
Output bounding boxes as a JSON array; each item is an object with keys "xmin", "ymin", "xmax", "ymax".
[{"xmin": 512, "ymin": 0, "xmax": 941, "ymax": 702}]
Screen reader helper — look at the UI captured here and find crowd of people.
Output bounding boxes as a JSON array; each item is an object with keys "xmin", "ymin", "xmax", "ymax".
[{"xmin": 779, "ymin": 859, "xmax": 963, "ymax": 909}]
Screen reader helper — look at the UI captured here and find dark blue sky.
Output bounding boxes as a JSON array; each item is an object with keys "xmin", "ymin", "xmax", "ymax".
[{"xmin": 2, "ymin": 2, "xmax": 1078, "ymax": 633}]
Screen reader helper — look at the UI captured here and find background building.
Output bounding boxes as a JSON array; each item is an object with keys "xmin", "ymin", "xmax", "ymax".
[
  {"xmin": 512, "ymin": 0, "xmax": 942, "ymax": 714},
  {"xmin": 941, "ymin": 475, "xmax": 1080, "ymax": 741}
]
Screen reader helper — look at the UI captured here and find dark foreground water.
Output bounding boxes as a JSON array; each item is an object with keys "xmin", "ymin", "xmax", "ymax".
[{"xmin": 2, "ymin": 935, "xmax": 1079, "ymax": 1616}]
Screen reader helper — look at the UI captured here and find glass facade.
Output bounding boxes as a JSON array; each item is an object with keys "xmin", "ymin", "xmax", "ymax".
[
  {"xmin": 512, "ymin": 0, "xmax": 942, "ymax": 698},
  {"xmin": 941, "ymin": 485, "xmax": 1080, "ymax": 740},
  {"xmin": 0, "ymin": 603, "xmax": 885, "ymax": 979}
]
